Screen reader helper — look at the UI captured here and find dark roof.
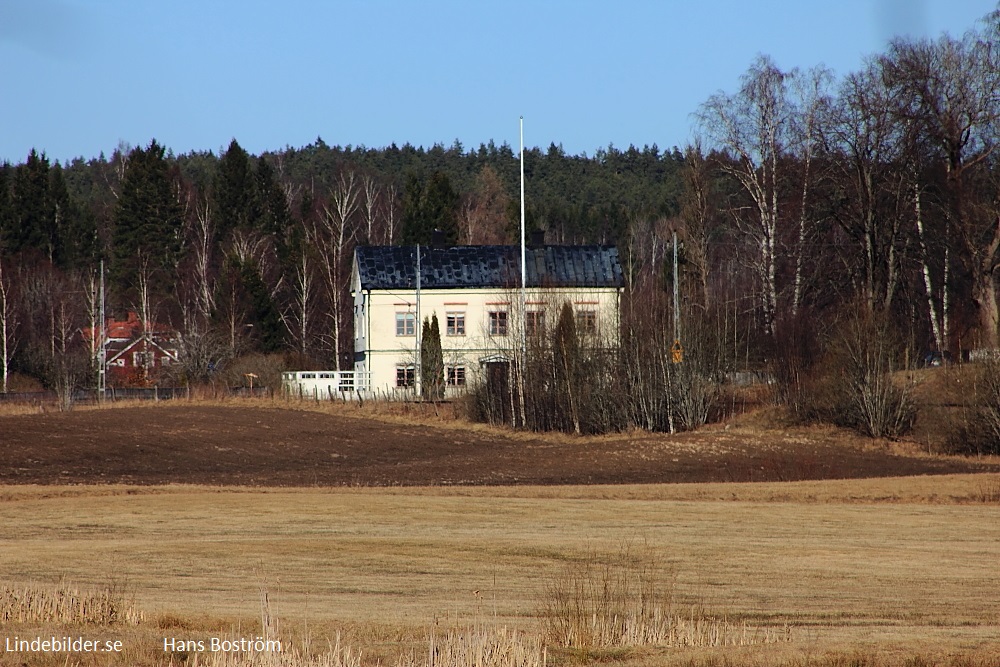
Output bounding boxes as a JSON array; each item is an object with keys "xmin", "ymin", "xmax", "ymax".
[{"xmin": 355, "ymin": 245, "xmax": 623, "ymax": 290}]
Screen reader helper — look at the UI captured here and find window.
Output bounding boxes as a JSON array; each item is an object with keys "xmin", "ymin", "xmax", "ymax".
[
  {"xmin": 447, "ymin": 366, "xmax": 466, "ymax": 386},
  {"xmin": 526, "ymin": 311, "xmax": 546, "ymax": 337},
  {"xmin": 396, "ymin": 365, "xmax": 415, "ymax": 387},
  {"xmin": 489, "ymin": 310, "xmax": 509, "ymax": 336},
  {"xmin": 576, "ymin": 309, "xmax": 598, "ymax": 335},
  {"xmin": 446, "ymin": 312, "xmax": 466, "ymax": 336},
  {"xmin": 396, "ymin": 312, "xmax": 416, "ymax": 336}
]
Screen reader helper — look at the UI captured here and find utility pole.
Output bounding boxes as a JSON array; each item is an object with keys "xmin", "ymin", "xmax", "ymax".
[
  {"xmin": 672, "ymin": 231, "xmax": 683, "ymax": 364},
  {"xmin": 98, "ymin": 259, "xmax": 106, "ymax": 402}
]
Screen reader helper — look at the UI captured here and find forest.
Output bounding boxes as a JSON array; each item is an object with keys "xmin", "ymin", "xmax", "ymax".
[{"xmin": 3, "ymin": 10, "xmax": 1000, "ymax": 439}]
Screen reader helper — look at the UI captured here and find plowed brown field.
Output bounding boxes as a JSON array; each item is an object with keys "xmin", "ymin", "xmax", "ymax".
[{"xmin": 1, "ymin": 402, "xmax": 996, "ymax": 485}]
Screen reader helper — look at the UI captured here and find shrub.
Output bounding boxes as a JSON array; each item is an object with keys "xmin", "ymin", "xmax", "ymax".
[
  {"xmin": 798, "ymin": 310, "xmax": 915, "ymax": 438},
  {"xmin": 947, "ymin": 359, "xmax": 1000, "ymax": 456}
]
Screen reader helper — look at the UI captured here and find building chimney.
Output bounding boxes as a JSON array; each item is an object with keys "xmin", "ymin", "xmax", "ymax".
[
  {"xmin": 530, "ymin": 229, "xmax": 545, "ymax": 248},
  {"xmin": 432, "ymin": 228, "xmax": 446, "ymax": 249}
]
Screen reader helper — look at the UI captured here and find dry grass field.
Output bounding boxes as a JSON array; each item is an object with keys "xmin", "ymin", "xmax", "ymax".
[
  {"xmin": 2, "ymin": 398, "xmax": 1000, "ymax": 665},
  {"xmin": 1, "ymin": 480, "xmax": 999, "ymax": 666}
]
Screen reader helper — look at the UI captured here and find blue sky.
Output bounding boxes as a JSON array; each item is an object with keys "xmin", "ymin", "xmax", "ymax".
[{"xmin": 1, "ymin": 0, "xmax": 996, "ymax": 164}]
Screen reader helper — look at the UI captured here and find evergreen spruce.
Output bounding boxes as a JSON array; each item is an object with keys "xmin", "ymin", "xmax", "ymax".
[
  {"xmin": 421, "ymin": 314, "xmax": 444, "ymax": 400},
  {"xmin": 49, "ymin": 163, "xmax": 97, "ymax": 270},
  {"xmin": 400, "ymin": 172, "xmax": 425, "ymax": 245},
  {"xmin": 111, "ymin": 139, "xmax": 183, "ymax": 304},
  {"xmin": 214, "ymin": 139, "xmax": 259, "ymax": 240},
  {"xmin": 400, "ymin": 171, "xmax": 459, "ymax": 245},
  {"xmin": 10, "ymin": 149, "xmax": 55, "ymax": 258},
  {"xmin": 0, "ymin": 164, "xmax": 12, "ymax": 250},
  {"xmin": 255, "ymin": 156, "xmax": 292, "ymax": 264},
  {"xmin": 553, "ymin": 302, "xmax": 582, "ymax": 434}
]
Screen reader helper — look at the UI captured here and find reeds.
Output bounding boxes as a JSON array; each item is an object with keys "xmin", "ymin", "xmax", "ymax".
[
  {"xmin": 399, "ymin": 625, "xmax": 544, "ymax": 667},
  {"xmin": 973, "ymin": 477, "xmax": 1000, "ymax": 503},
  {"xmin": 0, "ymin": 581, "xmax": 144, "ymax": 625},
  {"xmin": 193, "ymin": 633, "xmax": 361, "ymax": 667},
  {"xmin": 541, "ymin": 544, "xmax": 789, "ymax": 648}
]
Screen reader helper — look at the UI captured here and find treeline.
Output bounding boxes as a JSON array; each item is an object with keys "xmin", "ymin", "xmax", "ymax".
[
  {"xmin": 0, "ymin": 134, "xmax": 682, "ymax": 394},
  {"xmin": 4, "ymin": 8, "xmax": 1000, "ymax": 436}
]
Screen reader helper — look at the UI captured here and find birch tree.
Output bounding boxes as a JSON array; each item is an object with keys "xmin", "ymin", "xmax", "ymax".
[
  {"xmin": 826, "ymin": 59, "xmax": 910, "ymax": 313},
  {"xmin": 788, "ymin": 65, "xmax": 833, "ymax": 316},
  {"xmin": 698, "ymin": 55, "xmax": 790, "ymax": 339},
  {"xmin": 0, "ymin": 255, "xmax": 17, "ymax": 393},
  {"xmin": 884, "ymin": 31, "xmax": 1000, "ymax": 347},
  {"xmin": 361, "ymin": 174, "xmax": 380, "ymax": 244},
  {"xmin": 281, "ymin": 246, "xmax": 317, "ymax": 359},
  {"xmin": 314, "ymin": 171, "xmax": 360, "ymax": 369}
]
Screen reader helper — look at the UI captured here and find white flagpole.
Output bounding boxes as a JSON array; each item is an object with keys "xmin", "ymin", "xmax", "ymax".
[
  {"xmin": 519, "ymin": 117, "xmax": 527, "ymax": 426},
  {"xmin": 520, "ymin": 117, "xmax": 526, "ymax": 350}
]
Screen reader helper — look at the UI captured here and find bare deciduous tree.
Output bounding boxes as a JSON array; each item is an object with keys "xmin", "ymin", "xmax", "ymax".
[
  {"xmin": 884, "ymin": 30, "xmax": 1000, "ymax": 347},
  {"xmin": 281, "ymin": 246, "xmax": 317, "ymax": 360},
  {"xmin": 313, "ymin": 171, "xmax": 360, "ymax": 369},
  {"xmin": 788, "ymin": 65, "xmax": 834, "ymax": 316},
  {"xmin": 459, "ymin": 166, "xmax": 510, "ymax": 245},
  {"xmin": 826, "ymin": 59, "xmax": 910, "ymax": 314}
]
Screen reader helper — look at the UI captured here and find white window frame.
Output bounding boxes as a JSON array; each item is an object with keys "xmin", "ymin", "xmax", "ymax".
[
  {"xmin": 446, "ymin": 312, "xmax": 466, "ymax": 336},
  {"xmin": 396, "ymin": 312, "xmax": 416, "ymax": 337}
]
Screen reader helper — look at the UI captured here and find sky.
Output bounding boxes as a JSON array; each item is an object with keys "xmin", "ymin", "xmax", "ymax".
[{"xmin": 1, "ymin": 0, "xmax": 997, "ymax": 164}]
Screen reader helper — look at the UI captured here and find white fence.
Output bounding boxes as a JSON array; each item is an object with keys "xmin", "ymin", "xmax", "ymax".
[{"xmin": 281, "ymin": 371, "xmax": 371, "ymax": 400}]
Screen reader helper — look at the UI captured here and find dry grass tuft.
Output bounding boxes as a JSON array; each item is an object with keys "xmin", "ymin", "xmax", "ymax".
[
  {"xmin": 0, "ymin": 580, "xmax": 144, "ymax": 625},
  {"xmin": 195, "ymin": 633, "xmax": 362, "ymax": 667},
  {"xmin": 0, "ymin": 402, "xmax": 47, "ymax": 417},
  {"xmin": 542, "ymin": 543, "xmax": 789, "ymax": 649},
  {"xmin": 398, "ymin": 625, "xmax": 543, "ymax": 667},
  {"xmin": 973, "ymin": 477, "xmax": 1000, "ymax": 503}
]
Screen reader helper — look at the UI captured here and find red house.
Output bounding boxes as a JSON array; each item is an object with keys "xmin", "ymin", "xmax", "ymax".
[{"xmin": 84, "ymin": 312, "xmax": 180, "ymax": 386}]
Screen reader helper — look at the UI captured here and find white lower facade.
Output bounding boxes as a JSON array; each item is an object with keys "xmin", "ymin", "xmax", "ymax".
[{"xmin": 352, "ymin": 284, "xmax": 620, "ymax": 398}]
